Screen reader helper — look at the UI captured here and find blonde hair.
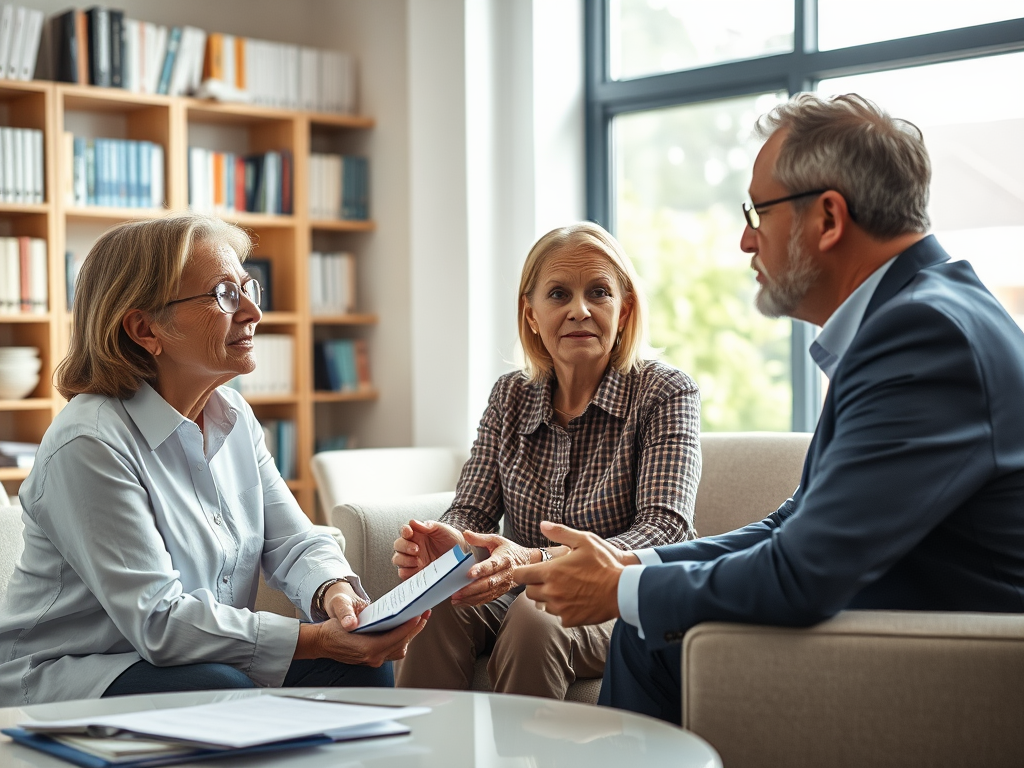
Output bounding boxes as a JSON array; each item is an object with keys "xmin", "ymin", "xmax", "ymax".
[
  {"xmin": 56, "ymin": 214, "xmax": 252, "ymax": 400},
  {"xmin": 518, "ymin": 222, "xmax": 649, "ymax": 383}
]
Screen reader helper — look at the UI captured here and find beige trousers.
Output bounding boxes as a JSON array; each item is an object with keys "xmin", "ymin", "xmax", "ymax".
[{"xmin": 396, "ymin": 588, "xmax": 613, "ymax": 699}]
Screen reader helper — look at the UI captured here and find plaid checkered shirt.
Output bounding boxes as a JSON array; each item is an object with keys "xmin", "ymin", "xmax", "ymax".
[{"xmin": 441, "ymin": 360, "xmax": 701, "ymax": 550}]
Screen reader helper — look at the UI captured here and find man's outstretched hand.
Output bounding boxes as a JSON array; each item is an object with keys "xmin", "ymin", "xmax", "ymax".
[{"xmin": 513, "ymin": 521, "xmax": 639, "ymax": 627}]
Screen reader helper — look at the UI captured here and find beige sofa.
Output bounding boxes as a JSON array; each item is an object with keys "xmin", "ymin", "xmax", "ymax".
[{"xmin": 333, "ymin": 431, "xmax": 1024, "ymax": 767}]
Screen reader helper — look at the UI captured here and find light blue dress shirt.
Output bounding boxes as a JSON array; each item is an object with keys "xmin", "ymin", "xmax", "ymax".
[
  {"xmin": 617, "ymin": 256, "xmax": 898, "ymax": 637},
  {"xmin": 0, "ymin": 383, "xmax": 362, "ymax": 705}
]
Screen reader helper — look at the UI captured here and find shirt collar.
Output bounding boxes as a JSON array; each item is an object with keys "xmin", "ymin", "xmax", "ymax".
[
  {"xmin": 122, "ymin": 381, "xmax": 190, "ymax": 451},
  {"xmin": 809, "ymin": 255, "xmax": 898, "ymax": 380},
  {"xmin": 122, "ymin": 382, "xmax": 239, "ymax": 452},
  {"xmin": 519, "ymin": 366, "xmax": 632, "ymax": 433}
]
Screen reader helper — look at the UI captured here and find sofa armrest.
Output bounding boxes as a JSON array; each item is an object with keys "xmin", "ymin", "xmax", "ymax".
[
  {"xmin": 682, "ymin": 610, "xmax": 1024, "ymax": 768},
  {"xmin": 331, "ymin": 491, "xmax": 456, "ymax": 599}
]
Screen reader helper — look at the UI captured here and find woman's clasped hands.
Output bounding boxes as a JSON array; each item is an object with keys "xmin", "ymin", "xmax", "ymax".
[{"xmin": 392, "ymin": 520, "xmax": 536, "ymax": 606}]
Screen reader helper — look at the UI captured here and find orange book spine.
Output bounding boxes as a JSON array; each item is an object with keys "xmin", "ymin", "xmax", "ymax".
[
  {"xmin": 75, "ymin": 10, "xmax": 89, "ymax": 85},
  {"xmin": 204, "ymin": 33, "xmax": 222, "ymax": 81},
  {"xmin": 234, "ymin": 37, "xmax": 245, "ymax": 90},
  {"xmin": 354, "ymin": 339, "xmax": 371, "ymax": 387},
  {"xmin": 213, "ymin": 152, "xmax": 225, "ymax": 210}
]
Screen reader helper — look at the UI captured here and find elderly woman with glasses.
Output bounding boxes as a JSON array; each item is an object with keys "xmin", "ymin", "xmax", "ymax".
[{"xmin": 0, "ymin": 214, "xmax": 427, "ymax": 706}]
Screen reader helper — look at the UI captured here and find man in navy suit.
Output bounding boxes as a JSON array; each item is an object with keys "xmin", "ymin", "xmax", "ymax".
[{"xmin": 513, "ymin": 93, "xmax": 1024, "ymax": 724}]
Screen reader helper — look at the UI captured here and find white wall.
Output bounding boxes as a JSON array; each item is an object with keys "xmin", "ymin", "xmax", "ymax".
[{"xmin": 408, "ymin": 0, "xmax": 585, "ymax": 450}]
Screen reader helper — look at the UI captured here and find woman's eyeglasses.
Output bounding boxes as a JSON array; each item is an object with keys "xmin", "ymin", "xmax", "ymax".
[{"xmin": 166, "ymin": 279, "xmax": 262, "ymax": 314}]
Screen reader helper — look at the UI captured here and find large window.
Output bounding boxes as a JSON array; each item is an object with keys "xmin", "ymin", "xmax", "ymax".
[{"xmin": 587, "ymin": 2, "xmax": 1024, "ymax": 431}]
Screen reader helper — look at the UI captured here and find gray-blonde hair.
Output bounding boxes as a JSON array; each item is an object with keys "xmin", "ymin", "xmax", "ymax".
[
  {"xmin": 56, "ymin": 214, "xmax": 252, "ymax": 400},
  {"xmin": 518, "ymin": 221, "xmax": 649, "ymax": 383},
  {"xmin": 756, "ymin": 93, "xmax": 930, "ymax": 239}
]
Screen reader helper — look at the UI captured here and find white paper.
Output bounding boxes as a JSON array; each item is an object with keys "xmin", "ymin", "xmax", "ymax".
[
  {"xmin": 22, "ymin": 695, "xmax": 429, "ymax": 750},
  {"xmin": 355, "ymin": 546, "xmax": 475, "ymax": 633}
]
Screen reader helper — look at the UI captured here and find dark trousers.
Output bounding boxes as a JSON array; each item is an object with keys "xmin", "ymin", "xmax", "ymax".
[
  {"xmin": 597, "ymin": 619, "xmax": 683, "ymax": 725},
  {"xmin": 103, "ymin": 658, "xmax": 394, "ymax": 697}
]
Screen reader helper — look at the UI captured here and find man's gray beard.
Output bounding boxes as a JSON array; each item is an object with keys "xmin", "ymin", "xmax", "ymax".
[{"xmin": 754, "ymin": 223, "xmax": 820, "ymax": 319}]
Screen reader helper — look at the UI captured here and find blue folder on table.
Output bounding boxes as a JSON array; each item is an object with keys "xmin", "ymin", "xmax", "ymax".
[{"xmin": 2, "ymin": 720, "xmax": 411, "ymax": 768}]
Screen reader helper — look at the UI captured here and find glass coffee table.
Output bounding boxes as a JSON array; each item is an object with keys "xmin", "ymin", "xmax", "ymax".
[{"xmin": 0, "ymin": 687, "xmax": 721, "ymax": 767}]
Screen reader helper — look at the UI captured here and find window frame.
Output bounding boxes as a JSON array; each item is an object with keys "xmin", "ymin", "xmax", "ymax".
[{"xmin": 585, "ymin": 1, "xmax": 1024, "ymax": 431}]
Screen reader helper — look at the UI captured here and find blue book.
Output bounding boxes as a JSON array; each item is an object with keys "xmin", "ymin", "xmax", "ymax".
[
  {"xmin": 84, "ymin": 139, "xmax": 96, "ymax": 206},
  {"xmin": 139, "ymin": 142, "xmax": 151, "ymax": 209},
  {"xmin": 126, "ymin": 140, "xmax": 139, "ymax": 207},
  {"xmin": 156, "ymin": 27, "xmax": 181, "ymax": 95},
  {"xmin": 116, "ymin": 140, "xmax": 128, "ymax": 207},
  {"xmin": 321, "ymin": 339, "xmax": 343, "ymax": 391},
  {"xmin": 338, "ymin": 339, "xmax": 358, "ymax": 391},
  {"xmin": 1, "ymin": 720, "xmax": 411, "ymax": 768}
]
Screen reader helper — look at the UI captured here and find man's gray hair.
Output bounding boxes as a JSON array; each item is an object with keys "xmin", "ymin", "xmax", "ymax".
[{"xmin": 756, "ymin": 93, "xmax": 931, "ymax": 239}]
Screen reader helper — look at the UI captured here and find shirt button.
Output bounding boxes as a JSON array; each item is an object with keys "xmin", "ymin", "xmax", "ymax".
[
  {"xmin": 223, "ymin": 577, "xmax": 229, "ymax": 584},
  {"xmin": 196, "ymin": 463, "xmax": 204, "ymax": 471},
  {"xmin": 214, "ymin": 516, "xmax": 222, "ymax": 525}
]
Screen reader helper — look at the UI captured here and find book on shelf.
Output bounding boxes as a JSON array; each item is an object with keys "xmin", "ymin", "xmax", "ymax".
[
  {"xmin": 316, "ymin": 434, "xmax": 354, "ymax": 452},
  {"xmin": 314, "ymin": 338, "xmax": 371, "ymax": 393},
  {"xmin": 234, "ymin": 334, "xmax": 293, "ymax": 395},
  {"xmin": 0, "ymin": 4, "xmax": 42, "ymax": 81},
  {"xmin": 242, "ymin": 258, "xmax": 272, "ymax": 311},
  {"xmin": 309, "ymin": 251, "xmax": 355, "ymax": 315},
  {"xmin": 188, "ymin": 148, "xmax": 292, "ymax": 215},
  {"xmin": 65, "ymin": 250, "xmax": 84, "ymax": 310},
  {"xmin": 309, "ymin": 154, "xmax": 369, "ymax": 221},
  {"xmin": 0, "ymin": 126, "xmax": 44, "ymax": 205},
  {"xmin": 261, "ymin": 418, "xmax": 296, "ymax": 479},
  {"xmin": 0, "ymin": 440, "xmax": 38, "ymax": 468},
  {"xmin": 67, "ymin": 134, "xmax": 163, "ymax": 209},
  {"xmin": 0, "ymin": 236, "xmax": 46, "ymax": 315},
  {"xmin": 33, "ymin": 9, "xmax": 357, "ymax": 112}
]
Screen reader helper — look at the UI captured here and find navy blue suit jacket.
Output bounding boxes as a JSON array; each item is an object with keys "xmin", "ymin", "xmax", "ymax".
[{"xmin": 639, "ymin": 236, "xmax": 1024, "ymax": 650}]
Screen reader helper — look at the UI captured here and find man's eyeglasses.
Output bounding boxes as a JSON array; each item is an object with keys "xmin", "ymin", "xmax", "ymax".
[
  {"xmin": 166, "ymin": 279, "xmax": 262, "ymax": 314},
  {"xmin": 742, "ymin": 189, "xmax": 829, "ymax": 230}
]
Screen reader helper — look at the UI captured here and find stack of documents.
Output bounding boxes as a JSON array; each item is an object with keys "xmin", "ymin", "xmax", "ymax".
[{"xmin": 3, "ymin": 695, "xmax": 427, "ymax": 767}]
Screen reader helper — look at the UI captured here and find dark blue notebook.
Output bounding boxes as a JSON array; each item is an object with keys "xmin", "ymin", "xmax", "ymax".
[{"xmin": 2, "ymin": 719, "xmax": 411, "ymax": 768}]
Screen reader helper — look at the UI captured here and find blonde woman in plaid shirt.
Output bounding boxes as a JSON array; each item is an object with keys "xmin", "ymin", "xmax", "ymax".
[{"xmin": 393, "ymin": 222, "xmax": 701, "ymax": 699}]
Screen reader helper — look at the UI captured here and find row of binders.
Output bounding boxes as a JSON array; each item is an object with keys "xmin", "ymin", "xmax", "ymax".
[
  {"xmin": 207, "ymin": 35, "xmax": 356, "ymax": 113},
  {"xmin": 233, "ymin": 334, "xmax": 293, "ymax": 396},
  {"xmin": 188, "ymin": 148, "xmax": 293, "ymax": 216},
  {"xmin": 27, "ymin": 7, "xmax": 357, "ymax": 113},
  {"xmin": 309, "ymin": 252, "xmax": 356, "ymax": 315},
  {"xmin": 309, "ymin": 154, "xmax": 369, "ymax": 221},
  {"xmin": 314, "ymin": 338, "xmax": 371, "ymax": 393},
  {"xmin": 0, "ymin": 127, "xmax": 43, "ymax": 204},
  {"xmin": 0, "ymin": 5, "xmax": 43, "ymax": 82},
  {"xmin": 0, "ymin": 236, "xmax": 47, "ymax": 315},
  {"xmin": 67, "ymin": 134, "xmax": 165, "ymax": 208},
  {"xmin": 38, "ymin": 8, "xmax": 205, "ymax": 96}
]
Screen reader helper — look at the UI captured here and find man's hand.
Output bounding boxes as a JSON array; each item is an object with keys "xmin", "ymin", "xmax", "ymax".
[
  {"xmin": 322, "ymin": 580, "xmax": 369, "ymax": 631},
  {"xmin": 392, "ymin": 519, "xmax": 465, "ymax": 581},
  {"xmin": 513, "ymin": 521, "xmax": 639, "ymax": 627},
  {"xmin": 451, "ymin": 530, "xmax": 532, "ymax": 607},
  {"xmin": 296, "ymin": 611, "xmax": 431, "ymax": 667}
]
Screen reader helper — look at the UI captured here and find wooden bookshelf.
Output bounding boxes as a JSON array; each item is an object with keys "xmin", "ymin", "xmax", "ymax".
[{"xmin": 0, "ymin": 79, "xmax": 377, "ymax": 517}]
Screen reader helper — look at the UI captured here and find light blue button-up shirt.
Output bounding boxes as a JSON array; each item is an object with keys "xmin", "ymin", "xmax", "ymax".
[
  {"xmin": 617, "ymin": 256, "xmax": 898, "ymax": 637},
  {"xmin": 0, "ymin": 383, "xmax": 361, "ymax": 705}
]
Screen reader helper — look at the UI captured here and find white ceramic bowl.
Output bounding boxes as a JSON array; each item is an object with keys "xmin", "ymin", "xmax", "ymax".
[
  {"xmin": 0, "ymin": 371, "xmax": 40, "ymax": 400},
  {"xmin": 0, "ymin": 358, "xmax": 43, "ymax": 375},
  {"xmin": 0, "ymin": 346, "xmax": 40, "ymax": 359}
]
